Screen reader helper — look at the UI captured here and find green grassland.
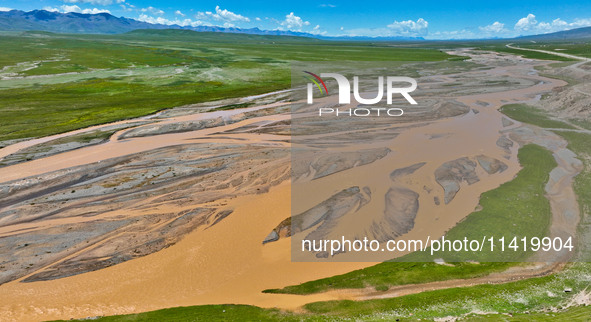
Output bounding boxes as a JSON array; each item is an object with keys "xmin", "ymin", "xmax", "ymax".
[
  {"xmin": 500, "ymin": 104, "xmax": 576, "ymax": 129},
  {"xmin": 479, "ymin": 41, "xmax": 591, "ymax": 60},
  {"xmin": 0, "ymin": 30, "xmax": 454, "ymax": 142},
  {"xmin": 57, "ymin": 298, "xmax": 591, "ymax": 322},
  {"xmin": 486, "ymin": 45, "xmax": 575, "ymax": 61},
  {"xmin": 263, "ymin": 262, "xmax": 513, "ymax": 295},
  {"xmin": 67, "ymin": 304, "xmax": 301, "ymax": 322},
  {"xmin": 62, "ymin": 263, "xmax": 591, "ymax": 321},
  {"xmin": 430, "ymin": 144, "xmax": 556, "ymax": 262},
  {"xmin": 518, "ymin": 42, "xmax": 591, "ymax": 59},
  {"xmin": 502, "ymin": 104, "xmax": 591, "ymax": 262}
]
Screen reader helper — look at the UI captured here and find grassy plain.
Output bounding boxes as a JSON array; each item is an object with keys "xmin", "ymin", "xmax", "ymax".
[
  {"xmin": 58, "ymin": 264, "xmax": 591, "ymax": 321},
  {"xmin": 0, "ymin": 30, "xmax": 453, "ymax": 142},
  {"xmin": 500, "ymin": 104, "xmax": 577, "ymax": 129},
  {"xmin": 517, "ymin": 42, "xmax": 591, "ymax": 59},
  {"xmin": 486, "ymin": 45, "xmax": 575, "ymax": 61}
]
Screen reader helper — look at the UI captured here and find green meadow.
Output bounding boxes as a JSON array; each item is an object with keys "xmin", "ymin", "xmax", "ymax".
[
  {"xmin": 518, "ymin": 42, "xmax": 591, "ymax": 59},
  {"xmin": 0, "ymin": 30, "xmax": 454, "ymax": 142}
]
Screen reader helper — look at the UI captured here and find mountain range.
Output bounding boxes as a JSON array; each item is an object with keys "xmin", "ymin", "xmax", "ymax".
[
  {"xmin": 1, "ymin": 9, "xmax": 591, "ymax": 41},
  {"xmin": 0, "ymin": 9, "xmax": 425, "ymax": 40},
  {"xmin": 517, "ymin": 26, "xmax": 591, "ymax": 40}
]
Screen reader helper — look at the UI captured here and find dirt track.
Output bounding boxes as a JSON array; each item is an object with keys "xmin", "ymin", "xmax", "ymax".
[{"xmin": 506, "ymin": 44, "xmax": 591, "ymax": 62}]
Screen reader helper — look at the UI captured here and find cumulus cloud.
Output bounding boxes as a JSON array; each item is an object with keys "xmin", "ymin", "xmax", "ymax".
[
  {"xmin": 479, "ymin": 21, "xmax": 506, "ymax": 33},
  {"xmin": 341, "ymin": 18, "xmax": 428, "ymax": 38},
  {"xmin": 137, "ymin": 14, "xmax": 211, "ymax": 27},
  {"xmin": 515, "ymin": 13, "xmax": 538, "ymax": 31},
  {"xmin": 0, "ymin": 7, "xmax": 12, "ymax": 11},
  {"xmin": 386, "ymin": 18, "xmax": 428, "ymax": 36},
  {"xmin": 61, "ymin": 5, "xmax": 81, "ymax": 12},
  {"xmin": 280, "ymin": 12, "xmax": 310, "ymax": 30},
  {"xmin": 61, "ymin": 0, "xmax": 123, "ymax": 5},
  {"xmin": 59, "ymin": 5, "xmax": 110, "ymax": 14},
  {"xmin": 196, "ymin": 6, "xmax": 250, "ymax": 23},
  {"xmin": 431, "ymin": 15, "xmax": 591, "ymax": 39},
  {"xmin": 82, "ymin": 7, "xmax": 111, "ymax": 14},
  {"xmin": 174, "ymin": 10, "xmax": 185, "ymax": 17},
  {"xmin": 570, "ymin": 18, "xmax": 591, "ymax": 29},
  {"xmin": 140, "ymin": 6, "xmax": 164, "ymax": 15},
  {"xmin": 310, "ymin": 24, "xmax": 327, "ymax": 35},
  {"xmin": 514, "ymin": 13, "xmax": 591, "ymax": 34}
]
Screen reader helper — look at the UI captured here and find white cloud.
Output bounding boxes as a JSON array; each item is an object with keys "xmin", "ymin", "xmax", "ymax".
[
  {"xmin": 342, "ymin": 18, "xmax": 429, "ymax": 38},
  {"xmin": 82, "ymin": 7, "xmax": 110, "ymax": 14},
  {"xmin": 515, "ymin": 13, "xmax": 538, "ymax": 31},
  {"xmin": 120, "ymin": 4, "xmax": 132, "ymax": 11},
  {"xmin": 513, "ymin": 13, "xmax": 591, "ymax": 35},
  {"xmin": 0, "ymin": 7, "xmax": 12, "ymax": 11},
  {"xmin": 428, "ymin": 29, "xmax": 476, "ymax": 40},
  {"xmin": 137, "ymin": 14, "xmax": 211, "ymax": 27},
  {"xmin": 174, "ymin": 10, "xmax": 185, "ymax": 17},
  {"xmin": 386, "ymin": 18, "xmax": 428, "ymax": 36},
  {"xmin": 196, "ymin": 6, "xmax": 250, "ymax": 23},
  {"xmin": 59, "ymin": 5, "xmax": 110, "ymax": 14},
  {"xmin": 43, "ymin": 6, "xmax": 60, "ymax": 12},
  {"xmin": 430, "ymin": 15, "xmax": 591, "ymax": 39},
  {"xmin": 479, "ymin": 21, "xmax": 506, "ymax": 33},
  {"xmin": 310, "ymin": 24, "xmax": 327, "ymax": 35},
  {"xmin": 214, "ymin": 6, "xmax": 249, "ymax": 22},
  {"xmin": 255, "ymin": 17, "xmax": 261, "ymax": 21},
  {"xmin": 280, "ymin": 12, "xmax": 310, "ymax": 30},
  {"xmin": 61, "ymin": 5, "xmax": 81, "ymax": 12},
  {"xmin": 140, "ymin": 6, "xmax": 164, "ymax": 15},
  {"xmin": 571, "ymin": 18, "xmax": 591, "ymax": 27},
  {"xmin": 61, "ymin": 0, "xmax": 120, "ymax": 5},
  {"xmin": 319, "ymin": 4, "xmax": 336, "ymax": 7}
]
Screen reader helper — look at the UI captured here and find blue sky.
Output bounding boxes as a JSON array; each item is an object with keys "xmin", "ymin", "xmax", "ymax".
[{"xmin": 2, "ymin": 0, "xmax": 591, "ymax": 39}]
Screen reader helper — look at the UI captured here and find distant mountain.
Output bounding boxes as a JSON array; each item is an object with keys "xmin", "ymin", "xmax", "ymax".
[
  {"xmin": 317, "ymin": 35, "xmax": 424, "ymax": 41},
  {"xmin": 0, "ymin": 9, "xmax": 322, "ymax": 37},
  {"xmin": 0, "ymin": 9, "xmax": 424, "ymax": 40},
  {"xmin": 0, "ymin": 9, "xmax": 168, "ymax": 34},
  {"xmin": 6, "ymin": 9, "xmax": 590, "ymax": 41},
  {"xmin": 517, "ymin": 26, "xmax": 591, "ymax": 41}
]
